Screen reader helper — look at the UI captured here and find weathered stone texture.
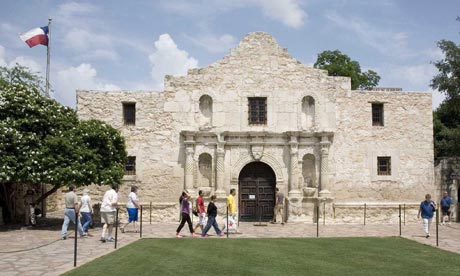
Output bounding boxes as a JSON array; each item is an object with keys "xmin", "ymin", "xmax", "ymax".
[{"xmin": 67, "ymin": 32, "xmax": 436, "ymax": 223}]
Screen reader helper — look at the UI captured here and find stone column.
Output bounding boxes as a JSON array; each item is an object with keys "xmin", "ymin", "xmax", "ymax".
[
  {"xmin": 184, "ymin": 133, "xmax": 195, "ymax": 192},
  {"xmin": 451, "ymin": 177, "xmax": 458, "ymax": 222},
  {"xmin": 215, "ymin": 144, "xmax": 226, "ymax": 197},
  {"xmin": 289, "ymin": 135, "xmax": 302, "ymax": 198},
  {"xmin": 319, "ymin": 136, "xmax": 331, "ymax": 197}
]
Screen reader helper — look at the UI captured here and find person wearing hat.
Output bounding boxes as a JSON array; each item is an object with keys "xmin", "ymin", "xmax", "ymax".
[
  {"xmin": 80, "ymin": 188, "xmax": 93, "ymax": 235},
  {"xmin": 176, "ymin": 191, "xmax": 196, "ymax": 238}
]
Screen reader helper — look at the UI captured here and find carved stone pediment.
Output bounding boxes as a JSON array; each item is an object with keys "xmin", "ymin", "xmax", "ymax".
[{"xmin": 251, "ymin": 144, "xmax": 264, "ymax": 160}]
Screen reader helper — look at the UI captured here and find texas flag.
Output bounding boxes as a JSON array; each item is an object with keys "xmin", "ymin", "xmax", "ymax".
[{"xmin": 20, "ymin": 26, "xmax": 49, "ymax": 48}]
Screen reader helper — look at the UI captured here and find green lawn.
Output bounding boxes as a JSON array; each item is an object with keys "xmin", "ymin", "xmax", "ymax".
[{"xmin": 63, "ymin": 237, "xmax": 460, "ymax": 276}]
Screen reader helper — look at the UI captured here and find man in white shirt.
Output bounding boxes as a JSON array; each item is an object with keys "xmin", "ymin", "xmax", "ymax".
[{"xmin": 100, "ymin": 184, "xmax": 119, "ymax": 242}]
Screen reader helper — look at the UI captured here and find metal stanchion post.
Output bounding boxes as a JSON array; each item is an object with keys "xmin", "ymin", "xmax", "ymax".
[
  {"xmin": 149, "ymin": 201, "xmax": 152, "ymax": 225},
  {"xmin": 403, "ymin": 204, "xmax": 406, "ymax": 225},
  {"xmin": 399, "ymin": 204, "xmax": 402, "ymax": 237},
  {"xmin": 316, "ymin": 205, "xmax": 319, "ymax": 237},
  {"xmin": 140, "ymin": 205, "xmax": 143, "ymax": 238},
  {"xmin": 323, "ymin": 201, "xmax": 326, "ymax": 225},
  {"xmin": 115, "ymin": 208, "xmax": 119, "ymax": 249},
  {"xmin": 364, "ymin": 203, "xmax": 366, "ymax": 225},
  {"xmin": 74, "ymin": 210, "xmax": 78, "ymax": 267},
  {"xmin": 226, "ymin": 206, "xmax": 229, "ymax": 239},
  {"xmin": 436, "ymin": 208, "xmax": 439, "ymax": 247}
]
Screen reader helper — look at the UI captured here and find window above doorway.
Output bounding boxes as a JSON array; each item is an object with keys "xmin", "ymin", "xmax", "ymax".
[{"xmin": 248, "ymin": 97, "xmax": 267, "ymax": 125}]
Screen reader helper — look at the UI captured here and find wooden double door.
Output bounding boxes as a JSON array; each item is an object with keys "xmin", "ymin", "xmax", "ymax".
[{"xmin": 239, "ymin": 162, "xmax": 276, "ymax": 222}]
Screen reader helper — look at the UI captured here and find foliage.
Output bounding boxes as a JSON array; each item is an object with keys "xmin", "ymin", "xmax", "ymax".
[
  {"xmin": 62, "ymin": 238, "xmax": 460, "ymax": 276},
  {"xmin": 0, "ymin": 72, "xmax": 127, "ymax": 208},
  {"xmin": 431, "ymin": 39, "xmax": 460, "ymax": 157},
  {"xmin": 314, "ymin": 50, "xmax": 380, "ymax": 90},
  {"xmin": 0, "ymin": 64, "xmax": 47, "ymax": 96}
]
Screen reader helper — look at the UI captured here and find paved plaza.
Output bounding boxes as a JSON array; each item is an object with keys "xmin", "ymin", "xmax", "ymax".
[{"xmin": 0, "ymin": 221, "xmax": 459, "ymax": 276}]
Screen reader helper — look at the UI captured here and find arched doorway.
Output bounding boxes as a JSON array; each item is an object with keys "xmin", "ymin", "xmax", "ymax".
[{"xmin": 239, "ymin": 162, "xmax": 276, "ymax": 222}]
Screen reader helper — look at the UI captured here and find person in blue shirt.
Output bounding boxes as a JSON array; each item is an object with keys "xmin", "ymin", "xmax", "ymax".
[
  {"xmin": 417, "ymin": 194, "xmax": 436, "ymax": 238},
  {"xmin": 440, "ymin": 191, "xmax": 453, "ymax": 225}
]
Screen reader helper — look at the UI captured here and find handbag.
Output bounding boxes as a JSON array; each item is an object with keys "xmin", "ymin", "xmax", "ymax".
[{"xmin": 192, "ymin": 210, "xmax": 198, "ymax": 217}]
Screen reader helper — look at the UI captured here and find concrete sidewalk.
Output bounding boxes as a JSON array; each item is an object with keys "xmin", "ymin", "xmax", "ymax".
[{"xmin": 1, "ymin": 221, "xmax": 459, "ymax": 276}]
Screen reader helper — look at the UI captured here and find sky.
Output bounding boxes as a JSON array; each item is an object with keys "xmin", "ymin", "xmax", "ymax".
[{"xmin": 1, "ymin": 0, "xmax": 459, "ymax": 109}]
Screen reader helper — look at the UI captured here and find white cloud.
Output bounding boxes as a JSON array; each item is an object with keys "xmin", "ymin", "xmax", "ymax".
[
  {"xmin": 57, "ymin": 2, "xmax": 98, "ymax": 25},
  {"xmin": 254, "ymin": 0, "xmax": 306, "ymax": 29},
  {"xmin": 8, "ymin": 56, "xmax": 43, "ymax": 74},
  {"xmin": 161, "ymin": 0, "xmax": 307, "ymax": 28},
  {"xmin": 0, "ymin": 45, "xmax": 6, "ymax": 67},
  {"xmin": 324, "ymin": 10, "xmax": 412, "ymax": 58},
  {"xmin": 189, "ymin": 34, "xmax": 237, "ymax": 53},
  {"xmin": 149, "ymin": 34, "xmax": 198, "ymax": 89},
  {"xmin": 55, "ymin": 63, "xmax": 120, "ymax": 107},
  {"xmin": 432, "ymin": 90, "xmax": 446, "ymax": 109},
  {"xmin": 388, "ymin": 64, "xmax": 437, "ymax": 89}
]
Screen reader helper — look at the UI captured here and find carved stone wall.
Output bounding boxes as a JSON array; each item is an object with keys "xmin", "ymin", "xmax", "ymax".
[{"xmin": 70, "ymin": 32, "xmax": 436, "ymax": 223}]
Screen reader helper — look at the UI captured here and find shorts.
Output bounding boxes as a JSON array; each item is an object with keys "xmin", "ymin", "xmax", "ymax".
[
  {"xmin": 101, "ymin": 211, "xmax": 116, "ymax": 224},
  {"xmin": 127, "ymin": 208, "xmax": 139, "ymax": 222},
  {"xmin": 198, "ymin": 212, "xmax": 206, "ymax": 225},
  {"xmin": 441, "ymin": 206, "xmax": 451, "ymax": 216}
]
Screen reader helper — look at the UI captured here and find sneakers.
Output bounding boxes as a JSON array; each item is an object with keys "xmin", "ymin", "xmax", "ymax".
[
  {"xmin": 201, "ymin": 234, "xmax": 209, "ymax": 238},
  {"xmin": 100, "ymin": 237, "xmax": 106, "ymax": 243},
  {"xmin": 218, "ymin": 233, "xmax": 225, "ymax": 237},
  {"xmin": 106, "ymin": 237, "xmax": 115, "ymax": 242}
]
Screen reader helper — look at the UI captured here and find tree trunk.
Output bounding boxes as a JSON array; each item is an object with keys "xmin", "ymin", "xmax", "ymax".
[
  {"xmin": 34, "ymin": 184, "xmax": 60, "ymax": 207},
  {"xmin": 0, "ymin": 183, "xmax": 14, "ymax": 223}
]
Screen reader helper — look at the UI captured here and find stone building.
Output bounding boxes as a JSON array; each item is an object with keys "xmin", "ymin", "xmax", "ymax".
[{"xmin": 76, "ymin": 32, "xmax": 436, "ymax": 223}]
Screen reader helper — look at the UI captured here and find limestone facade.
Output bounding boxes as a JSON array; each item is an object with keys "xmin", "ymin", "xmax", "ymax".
[{"xmin": 74, "ymin": 32, "xmax": 435, "ymax": 223}]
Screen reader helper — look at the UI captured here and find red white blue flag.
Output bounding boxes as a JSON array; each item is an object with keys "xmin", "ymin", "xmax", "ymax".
[{"xmin": 20, "ymin": 26, "xmax": 49, "ymax": 48}]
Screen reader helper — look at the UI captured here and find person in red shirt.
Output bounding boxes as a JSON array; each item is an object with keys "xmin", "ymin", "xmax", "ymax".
[{"xmin": 193, "ymin": 190, "xmax": 206, "ymax": 234}]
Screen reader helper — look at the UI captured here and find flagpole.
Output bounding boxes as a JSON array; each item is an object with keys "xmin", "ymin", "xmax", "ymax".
[{"xmin": 46, "ymin": 17, "xmax": 52, "ymax": 98}]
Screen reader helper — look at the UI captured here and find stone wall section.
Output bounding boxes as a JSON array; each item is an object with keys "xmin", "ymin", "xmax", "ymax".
[
  {"xmin": 331, "ymin": 91, "xmax": 435, "ymax": 203},
  {"xmin": 62, "ymin": 32, "xmax": 437, "ymax": 223}
]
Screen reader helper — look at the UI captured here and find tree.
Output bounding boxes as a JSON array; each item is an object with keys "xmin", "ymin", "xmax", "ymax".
[
  {"xmin": 431, "ymin": 39, "xmax": 460, "ymax": 157},
  {"xmin": 0, "ymin": 67, "xmax": 127, "ymax": 223},
  {"xmin": 314, "ymin": 50, "xmax": 381, "ymax": 90},
  {"xmin": 0, "ymin": 64, "xmax": 47, "ymax": 97}
]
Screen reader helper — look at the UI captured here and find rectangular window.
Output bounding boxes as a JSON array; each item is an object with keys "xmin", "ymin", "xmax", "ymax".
[
  {"xmin": 372, "ymin": 103, "xmax": 384, "ymax": 126},
  {"xmin": 248, "ymin": 97, "xmax": 267, "ymax": 125},
  {"xmin": 125, "ymin": 156, "xmax": 136, "ymax": 175},
  {"xmin": 123, "ymin": 102, "xmax": 136, "ymax": 126},
  {"xmin": 377, "ymin": 156, "xmax": 391, "ymax": 176}
]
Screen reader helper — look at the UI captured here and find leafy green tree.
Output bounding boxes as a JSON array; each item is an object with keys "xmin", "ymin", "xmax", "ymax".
[
  {"xmin": 431, "ymin": 39, "xmax": 460, "ymax": 157},
  {"xmin": 314, "ymin": 50, "xmax": 381, "ymax": 90},
  {"xmin": 0, "ymin": 67, "xmax": 127, "ymax": 222},
  {"xmin": 0, "ymin": 64, "xmax": 47, "ymax": 96}
]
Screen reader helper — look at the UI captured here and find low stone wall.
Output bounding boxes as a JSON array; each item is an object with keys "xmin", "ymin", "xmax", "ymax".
[{"xmin": 331, "ymin": 203, "xmax": 420, "ymax": 224}]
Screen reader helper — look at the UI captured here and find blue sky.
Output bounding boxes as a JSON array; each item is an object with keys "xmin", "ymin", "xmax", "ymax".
[{"xmin": 1, "ymin": 0, "xmax": 459, "ymax": 108}]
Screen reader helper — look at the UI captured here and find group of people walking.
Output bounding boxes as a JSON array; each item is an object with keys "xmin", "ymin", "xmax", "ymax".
[
  {"xmin": 60, "ymin": 184, "xmax": 140, "ymax": 242},
  {"xmin": 60, "ymin": 184, "xmax": 455, "ymax": 240},
  {"xmin": 176, "ymin": 189, "xmax": 236, "ymax": 238}
]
